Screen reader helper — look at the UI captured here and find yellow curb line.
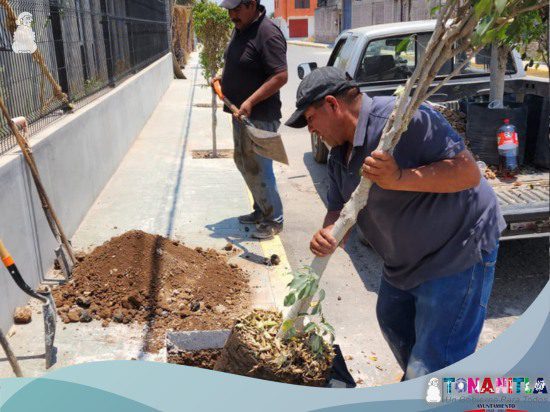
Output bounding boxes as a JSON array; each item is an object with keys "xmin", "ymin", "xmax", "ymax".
[
  {"xmin": 287, "ymin": 40, "xmax": 330, "ymax": 49},
  {"xmin": 247, "ymin": 190, "xmax": 293, "ymax": 313}
]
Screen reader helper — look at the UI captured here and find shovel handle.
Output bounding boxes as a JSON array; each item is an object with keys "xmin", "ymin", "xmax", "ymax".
[
  {"xmin": 0, "ymin": 239, "xmax": 13, "ymax": 266},
  {"xmin": 211, "ymin": 79, "xmax": 241, "ymax": 117},
  {"xmin": 0, "ymin": 239, "xmax": 47, "ymax": 303}
]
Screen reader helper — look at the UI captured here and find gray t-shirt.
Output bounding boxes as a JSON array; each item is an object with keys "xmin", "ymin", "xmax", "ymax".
[{"xmin": 327, "ymin": 94, "xmax": 506, "ymax": 290}]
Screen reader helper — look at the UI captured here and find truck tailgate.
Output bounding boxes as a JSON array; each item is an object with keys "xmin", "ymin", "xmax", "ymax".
[{"xmin": 489, "ymin": 173, "xmax": 550, "ymax": 239}]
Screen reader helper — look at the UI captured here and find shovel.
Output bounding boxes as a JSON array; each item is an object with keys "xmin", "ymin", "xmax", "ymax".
[
  {"xmin": 211, "ymin": 79, "xmax": 289, "ymax": 165},
  {"xmin": 0, "ymin": 239, "xmax": 56, "ymax": 369}
]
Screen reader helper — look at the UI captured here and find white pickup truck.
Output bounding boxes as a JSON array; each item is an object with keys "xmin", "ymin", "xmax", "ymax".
[{"xmin": 298, "ymin": 20, "xmax": 550, "ymax": 241}]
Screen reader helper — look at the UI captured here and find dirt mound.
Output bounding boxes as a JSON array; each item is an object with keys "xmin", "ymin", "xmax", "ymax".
[
  {"xmin": 433, "ymin": 105, "xmax": 466, "ymax": 134},
  {"xmin": 52, "ymin": 230, "xmax": 251, "ymax": 352}
]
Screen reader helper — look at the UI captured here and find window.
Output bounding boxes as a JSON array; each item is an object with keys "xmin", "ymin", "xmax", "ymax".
[
  {"xmin": 355, "ymin": 36, "xmax": 415, "ymax": 82},
  {"xmin": 328, "ymin": 36, "xmax": 358, "ymax": 72},
  {"xmin": 355, "ymin": 33, "xmax": 517, "ymax": 84},
  {"xmin": 295, "ymin": 0, "xmax": 310, "ymax": 9},
  {"xmin": 455, "ymin": 45, "xmax": 516, "ymax": 75}
]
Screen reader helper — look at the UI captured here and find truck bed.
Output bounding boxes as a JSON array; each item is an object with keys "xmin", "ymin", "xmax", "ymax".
[{"xmin": 488, "ymin": 172, "xmax": 550, "ymax": 240}]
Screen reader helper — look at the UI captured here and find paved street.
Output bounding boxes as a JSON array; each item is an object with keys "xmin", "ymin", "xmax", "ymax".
[{"xmin": 272, "ymin": 45, "xmax": 549, "ymax": 386}]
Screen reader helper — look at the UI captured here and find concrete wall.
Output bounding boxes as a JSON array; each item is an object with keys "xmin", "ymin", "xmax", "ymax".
[
  {"xmin": 0, "ymin": 53, "xmax": 173, "ymax": 332},
  {"xmin": 314, "ymin": 6, "xmax": 340, "ymax": 44}
]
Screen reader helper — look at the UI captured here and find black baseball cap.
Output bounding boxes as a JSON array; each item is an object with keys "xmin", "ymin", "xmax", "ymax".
[
  {"xmin": 285, "ymin": 66, "xmax": 358, "ymax": 128},
  {"xmin": 220, "ymin": 0, "xmax": 257, "ymax": 9}
]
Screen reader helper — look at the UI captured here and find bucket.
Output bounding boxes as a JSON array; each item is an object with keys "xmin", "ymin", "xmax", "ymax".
[{"xmin": 466, "ymin": 102, "xmax": 528, "ymax": 166}]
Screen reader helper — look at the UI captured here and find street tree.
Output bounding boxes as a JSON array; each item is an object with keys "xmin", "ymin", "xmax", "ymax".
[
  {"xmin": 192, "ymin": 0, "xmax": 232, "ymax": 157},
  {"xmin": 488, "ymin": 3, "xmax": 550, "ymax": 105}
]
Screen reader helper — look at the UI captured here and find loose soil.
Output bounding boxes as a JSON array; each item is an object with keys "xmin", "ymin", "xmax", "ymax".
[
  {"xmin": 215, "ymin": 310, "xmax": 334, "ymax": 387},
  {"xmin": 167, "ymin": 348, "xmax": 221, "ymax": 369},
  {"xmin": 192, "ymin": 149, "xmax": 233, "ymax": 159},
  {"xmin": 52, "ymin": 230, "xmax": 251, "ymax": 352},
  {"xmin": 433, "ymin": 104, "xmax": 466, "ymax": 135}
]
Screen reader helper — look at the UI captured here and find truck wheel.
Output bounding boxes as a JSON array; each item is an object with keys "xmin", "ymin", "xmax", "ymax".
[{"xmin": 311, "ymin": 132, "xmax": 329, "ymax": 163}]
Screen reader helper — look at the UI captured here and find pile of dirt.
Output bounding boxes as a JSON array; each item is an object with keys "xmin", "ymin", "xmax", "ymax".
[
  {"xmin": 214, "ymin": 310, "xmax": 334, "ymax": 387},
  {"xmin": 167, "ymin": 348, "xmax": 221, "ymax": 369},
  {"xmin": 433, "ymin": 105, "xmax": 467, "ymax": 134},
  {"xmin": 52, "ymin": 230, "xmax": 251, "ymax": 352}
]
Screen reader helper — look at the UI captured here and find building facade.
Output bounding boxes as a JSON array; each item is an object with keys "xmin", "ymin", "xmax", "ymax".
[
  {"xmin": 274, "ymin": 0, "xmax": 318, "ymax": 39},
  {"xmin": 314, "ymin": 0, "xmax": 436, "ymax": 44}
]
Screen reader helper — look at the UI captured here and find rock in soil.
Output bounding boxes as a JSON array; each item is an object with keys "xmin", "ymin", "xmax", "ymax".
[
  {"xmin": 167, "ymin": 348, "xmax": 221, "ymax": 369},
  {"xmin": 270, "ymin": 254, "xmax": 281, "ymax": 266},
  {"xmin": 80, "ymin": 309, "xmax": 93, "ymax": 323},
  {"xmin": 52, "ymin": 230, "xmax": 251, "ymax": 352},
  {"xmin": 67, "ymin": 307, "xmax": 81, "ymax": 323},
  {"xmin": 214, "ymin": 310, "xmax": 334, "ymax": 387},
  {"xmin": 76, "ymin": 296, "xmax": 91, "ymax": 308},
  {"xmin": 13, "ymin": 306, "xmax": 32, "ymax": 324}
]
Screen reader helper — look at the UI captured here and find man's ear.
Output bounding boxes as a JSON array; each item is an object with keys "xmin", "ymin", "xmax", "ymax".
[{"xmin": 325, "ymin": 95, "xmax": 339, "ymax": 112}]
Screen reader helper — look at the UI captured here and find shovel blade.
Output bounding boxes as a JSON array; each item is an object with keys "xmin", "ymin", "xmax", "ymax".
[
  {"xmin": 39, "ymin": 290, "xmax": 57, "ymax": 369},
  {"xmin": 244, "ymin": 125, "xmax": 289, "ymax": 165}
]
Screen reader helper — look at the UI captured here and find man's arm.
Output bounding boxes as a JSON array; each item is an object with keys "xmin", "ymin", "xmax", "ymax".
[
  {"xmin": 362, "ymin": 149, "xmax": 481, "ymax": 192},
  {"xmin": 237, "ymin": 70, "xmax": 288, "ymax": 118}
]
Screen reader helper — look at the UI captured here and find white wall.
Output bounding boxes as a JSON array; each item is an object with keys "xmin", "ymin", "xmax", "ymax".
[{"xmin": 0, "ymin": 54, "xmax": 173, "ymax": 332}]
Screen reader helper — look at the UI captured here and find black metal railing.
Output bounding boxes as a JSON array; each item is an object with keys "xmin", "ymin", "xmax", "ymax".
[{"xmin": 0, "ymin": 0, "xmax": 170, "ymax": 155}]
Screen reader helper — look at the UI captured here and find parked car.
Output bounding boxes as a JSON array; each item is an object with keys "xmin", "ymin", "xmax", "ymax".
[{"xmin": 298, "ymin": 20, "xmax": 550, "ymax": 241}]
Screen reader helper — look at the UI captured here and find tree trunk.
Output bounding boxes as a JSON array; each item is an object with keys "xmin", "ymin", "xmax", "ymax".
[
  {"xmin": 173, "ymin": 54, "xmax": 186, "ymax": 79},
  {"xmin": 211, "ymin": 85, "xmax": 218, "ymax": 158},
  {"xmin": 489, "ymin": 43, "xmax": 509, "ymax": 107}
]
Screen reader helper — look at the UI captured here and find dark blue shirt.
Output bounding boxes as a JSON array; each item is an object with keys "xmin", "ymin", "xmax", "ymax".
[{"xmin": 327, "ymin": 94, "xmax": 505, "ymax": 290}]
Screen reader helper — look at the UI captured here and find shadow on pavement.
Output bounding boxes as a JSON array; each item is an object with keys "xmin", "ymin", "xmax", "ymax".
[
  {"xmin": 487, "ymin": 237, "xmax": 548, "ymax": 319},
  {"xmin": 205, "ymin": 217, "xmax": 267, "ymax": 266}
]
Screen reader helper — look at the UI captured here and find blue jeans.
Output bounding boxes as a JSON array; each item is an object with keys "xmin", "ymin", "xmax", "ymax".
[
  {"xmin": 376, "ymin": 246, "xmax": 498, "ymax": 380},
  {"xmin": 232, "ymin": 117, "xmax": 283, "ymax": 223}
]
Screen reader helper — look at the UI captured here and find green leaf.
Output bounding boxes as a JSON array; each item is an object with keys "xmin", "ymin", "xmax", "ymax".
[
  {"xmin": 321, "ymin": 321, "xmax": 335, "ymax": 334},
  {"xmin": 297, "ymin": 284, "xmax": 308, "ymax": 300},
  {"xmin": 318, "ymin": 289, "xmax": 326, "ymax": 302},
  {"xmin": 474, "ymin": 0, "xmax": 492, "ymax": 19},
  {"xmin": 284, "ymin": 293, "xmax": 296, "ymax": 307},
  {"xmin": 310, "ymin": 334, "xmax": 322, "ymax": 354},
  {"xmin": 303, "ymin": 322, "xmax": 316, "ymax": 334},
  {"xmin": 287, "ymin": 276, "xmax": 308, "ymax": 291},
  {"xmin": 429, "ymin": 5, "xmax": 441, "ymax": 17},
  {"xmin": 287, "ymin": 327, "xmax": 297, "ymax": 339},
  {"xmin": 308, "ymin": 282, "xmax": 319, "ymax": 297},
  {"xmin": 311, "ymin": 302, "xmax": 320, "ymax": 315},
  {"xmin": 395, "ymin": 37, "xmax": 411, "ymax": 54},
  {"xmin": 495, "ymin": 0, "xmax": 507, "ymax": 14},
  {"xmin": 281, "ymin": 319, "xmax": 294, "ymax": 332}
]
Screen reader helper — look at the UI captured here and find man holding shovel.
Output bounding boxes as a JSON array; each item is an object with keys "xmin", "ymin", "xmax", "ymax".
[
  {"xmin": 286, "ymin": 67, "xmax": 506, "ymax": 380},
  {"xmin": 218, "ymin": 0, "xmax": 288, "ymax": 239}
]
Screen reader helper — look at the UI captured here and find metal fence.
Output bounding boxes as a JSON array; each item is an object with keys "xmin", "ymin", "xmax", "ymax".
[{"xmin": 0, "ymin": 0, "xmax": 170, "ymax": 155}]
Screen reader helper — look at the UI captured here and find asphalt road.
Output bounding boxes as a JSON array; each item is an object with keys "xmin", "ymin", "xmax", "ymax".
[{"xmin": 272, "ymin": 44, "xmax": 549, "ymax": 387}]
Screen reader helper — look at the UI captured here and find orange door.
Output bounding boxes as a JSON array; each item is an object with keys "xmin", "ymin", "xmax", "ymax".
[{"xmin": 289, "ymin": 19, "xmax": 308, "ymax": 38}]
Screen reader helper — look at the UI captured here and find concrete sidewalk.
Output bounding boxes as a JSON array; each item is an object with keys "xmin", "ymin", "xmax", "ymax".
[{"xmin": 0, "ymin": 53, "xmax": 290, "ymax": 378}]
